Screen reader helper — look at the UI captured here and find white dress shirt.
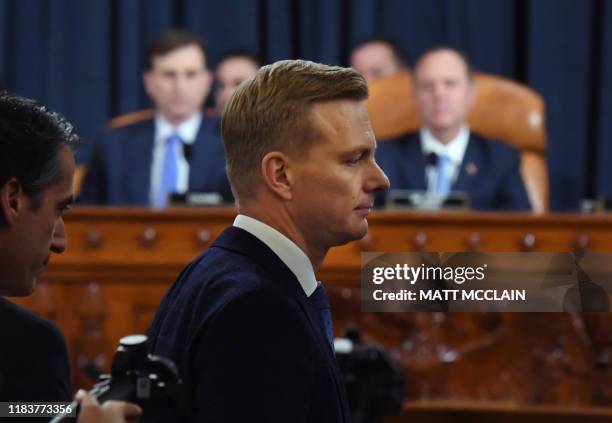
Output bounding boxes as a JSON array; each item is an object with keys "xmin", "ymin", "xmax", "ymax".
[
  {"xmin": 233, "ymin": 214, "xmax": 318, "ymax": 297},
  {"xmin": 420, "ymin": 125, "xmax": 470, "ymax": 194},
  {"xmin": 149, "ymin": 112, "xmax": 203, "ymax": 207}
]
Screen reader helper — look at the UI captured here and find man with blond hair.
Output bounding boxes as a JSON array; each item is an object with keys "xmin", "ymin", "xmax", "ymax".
[{"xmin": 148, "ymin": 60, "xmax": 390, "ymax": 422}]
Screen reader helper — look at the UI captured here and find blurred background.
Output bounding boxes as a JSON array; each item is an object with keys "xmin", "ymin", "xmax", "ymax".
[
  {"xmin": 0, "ymin": 0, "xmax": 611, "ymax": 211},
  {"xmin": 6, "ymin": 2, "xmax": 612, "ymax": 421}
]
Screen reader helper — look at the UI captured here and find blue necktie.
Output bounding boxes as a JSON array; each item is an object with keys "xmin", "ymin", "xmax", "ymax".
[
  {"xmin": 435, "ymin": 154, "xmax": 453, "ymax": 195},
  {"xmin": 309, "ymin": 282, "xmax": 335, "ymax": 352},
  {"xmin": 157, "ymin": 133, "xmax": 182, "ymax": 208}
]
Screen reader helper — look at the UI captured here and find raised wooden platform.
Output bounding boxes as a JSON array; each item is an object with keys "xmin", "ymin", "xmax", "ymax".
[{"xmin": 9, "ymin": 207, "xmax": 612, "ymax": 415}]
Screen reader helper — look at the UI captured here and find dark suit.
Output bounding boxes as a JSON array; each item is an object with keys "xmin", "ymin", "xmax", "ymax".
[
  {"xmin": 79, "ymin": 116, "xmax": 232, "ymax": 205},
  {"xmin": 376, "ymin": 132, "xmax": 531, "ymax": 211},
  {"xmin": 0, "ymin": 298, "xmax": 71, "ymax": 402},
  {"xmin": 147, "ymin": 226, "xmax": 350, "ymax": 423}
]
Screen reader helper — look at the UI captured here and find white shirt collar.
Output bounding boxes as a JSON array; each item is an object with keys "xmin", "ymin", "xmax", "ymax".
[
  {"xmin": 420, "ymin": 124, "xmax": 470, "ymax": 165},
  {"xmin": 154, "ymin": 112, "xmax": 202, "ymax": 146},
  {"xmin": 233, "ymin": 214, "xmax": 318, "ymax": 297}
]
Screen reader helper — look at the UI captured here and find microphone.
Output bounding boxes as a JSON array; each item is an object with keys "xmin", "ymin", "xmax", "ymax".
[{"xmin": 426, "ymin": 152, "xmax": 438, "ymax": 167}]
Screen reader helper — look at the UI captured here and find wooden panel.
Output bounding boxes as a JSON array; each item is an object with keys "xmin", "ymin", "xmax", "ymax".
[
  {"xmin": 9, "ymin": 207, "xmax": 612, "ymax": 415},
  {"xmin": 390, "ymin": 401, "xmax": 612, "ymax": 422}
]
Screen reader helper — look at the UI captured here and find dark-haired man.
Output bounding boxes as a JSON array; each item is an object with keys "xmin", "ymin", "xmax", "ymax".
[
  {"xmin": 350, "ymin": 37, "xmax": 408, "ymax": 82},
  {"xmin": 80, "ymin": 30, "xmax": 232, "ymax": 206},
  {"xmin": 0, "ymin": 93, "xmax": 77, "ymax": 403},
  {"xmin": 214, "ymin": 50, "xmax": 261, "ymax": 112},
  {"xmin": 376, "ymin": 47, "xmax": 531, "ymax": 211},
  {"xmin": 0, "ymin": 93, "xmax": 140, "ymax": 422}
]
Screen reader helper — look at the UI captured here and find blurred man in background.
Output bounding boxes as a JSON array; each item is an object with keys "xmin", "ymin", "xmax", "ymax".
[
  {"xmin": 376, "ymin": 46, "xmax": 530, "ymax": 210},
  {"xmin": 80, "ymin": 30, "xmax": 232, "ymax": 206},
  {"xmin": 214, "ymin": 49, "xmax": 261, "ymax": 113},
  {"xmin": 350, "ymin": 37, "xmax": 408, "ymax": 82}
]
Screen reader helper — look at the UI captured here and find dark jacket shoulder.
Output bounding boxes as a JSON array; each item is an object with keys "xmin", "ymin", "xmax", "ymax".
[{"xmin": 0, "ymin": 298, "xmax": 71, "ymax": 401}]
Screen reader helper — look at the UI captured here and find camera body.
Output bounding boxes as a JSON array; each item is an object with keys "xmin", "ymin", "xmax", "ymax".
[
  {"xmin": 93, "ymin": 334, "xmax": 181, "ymax": 408},
  {"xmin": 335, "ymin": 330, "xmax": 404, "ymax": 423},
  {"xmin": 51, "ymin": 334, "xmax": 182, "ymax": 422}
]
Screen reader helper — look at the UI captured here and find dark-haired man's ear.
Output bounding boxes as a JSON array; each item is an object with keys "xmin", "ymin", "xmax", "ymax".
[
  {"xmin": 261, "ymin": 152, "xmax": 292, "ymax": 201},
  {"xmin": 0, "ymin": 178, "xmax": 25, "ymax": 225}
]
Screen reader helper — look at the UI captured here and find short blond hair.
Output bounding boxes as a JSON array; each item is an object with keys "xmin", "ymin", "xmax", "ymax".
[{"xmin": 221, "ymin": 59, "xmax": 368, "ymax": 199}]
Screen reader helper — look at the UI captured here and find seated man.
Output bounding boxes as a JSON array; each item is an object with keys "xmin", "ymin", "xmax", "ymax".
[
  {"xmin": 376, "ymin": 46, "xmax": 531, "ymax": 211},
  {"xmin": 80, "ymin": 30, "xmax": 232, "ymax": 206},
  {"xmin": 214, "ymin": 49, "xmax": 261, "ymax": 113},
  {"xmin": 350, "ymin": 37, "xmax": 409, "ymax": 82}
]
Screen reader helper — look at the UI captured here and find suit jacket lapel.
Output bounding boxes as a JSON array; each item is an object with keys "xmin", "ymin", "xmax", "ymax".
[
  {"xmin": 299, "ymin": 298, "xmax": 351, "ymax": 421},
  {"xmin": 188, "ymin": 117, "xmax": 207, "ymax": 187},
  {"xmin": 400, "ymin": 134, "xmax": 427, "ymax": 190},
  {"xmin": 454, "ymin": 135, "xmax": 482, "ymax": 194},
  {"xmin": 188, "ymin": 117, "xmax": 221, "ymax": 187},
  {"xmin": 212, "ymin": 228, "xmax": 333, "ymax": 348},
  {"xmin": 128, "ymin": 120, "xmax": 155, "ymax": 204},
  {"xmin": 212, "ymin": 226, "xmax": 350, "ymax": 421}
]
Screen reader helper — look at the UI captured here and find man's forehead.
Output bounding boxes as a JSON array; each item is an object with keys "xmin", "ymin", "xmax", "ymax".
[
  {"xmin": 311, "ymin": 98, "xmax": 367, "ymax": 115},
  {"xmin": 219, "ymin": 57, "xmax": 258, "ymax": 71},
  {"xmin": 310, "ymin": 100, "xmax": 367, "ymax": 129},
  {"xmin": 50, "ymin": 145, "xmax": 76, "ymax": 196},
  {"xmin": 357, "ymin": 42, "xmax": 393, "ymax": 58},
  {"xmin": 41, "ymin": 177, "xmax": 73, "ymax": 207},
  {"xmin": 415, "ymin": 50, "xmax": 469, "ymax": 79},
  {"xmin": 309, "ymin": 100, "xmax": 374, "ymax": 147},
  {"xmin": 152, "ymin": 45, "xmax": 207, "ymax": 69}
]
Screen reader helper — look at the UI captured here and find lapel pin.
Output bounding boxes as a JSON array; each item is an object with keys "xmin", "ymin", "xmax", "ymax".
[{"xmin": 466, "ymin": 162, "xmax": 478, "ymax": 176}]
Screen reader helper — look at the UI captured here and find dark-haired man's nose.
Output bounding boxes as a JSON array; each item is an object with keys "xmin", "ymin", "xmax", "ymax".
[{"xmin": 50, "ymin": 217, "xmax": 67, "ymax": 254}]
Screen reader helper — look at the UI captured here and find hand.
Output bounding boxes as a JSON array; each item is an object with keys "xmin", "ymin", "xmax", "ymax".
[{"xmin": 75, "ymin": 390, "xmax": 142, "ymax": 423}]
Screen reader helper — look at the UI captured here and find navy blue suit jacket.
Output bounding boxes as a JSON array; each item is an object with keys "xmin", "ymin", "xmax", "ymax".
[
  {"xmin": 376, "ymin": 132, "xmax": 531, "ymax": 211},
  {"xmin": 0, "ymin": 298, "xmax": 71, "ymax": 402},
  {"xmin": 147, "ymin": 226, "xmax": 350, "ymax": 423},
  {"xmin": 79, "ymin": 116, "xmax": 232, "ymax": 205}
]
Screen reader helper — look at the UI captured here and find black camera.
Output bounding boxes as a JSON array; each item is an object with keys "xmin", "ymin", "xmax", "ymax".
[
  {"xmin": 51, "ymin": 334, "xmax": 182, "ymax": 422},
  {"xmin": 335, "ymin": 329, "xmax": 405, "ymax": 423}
]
